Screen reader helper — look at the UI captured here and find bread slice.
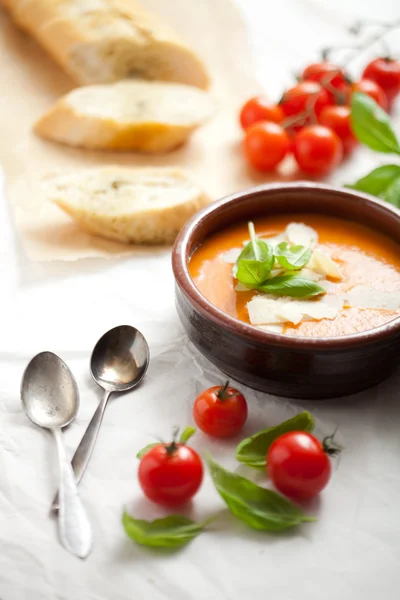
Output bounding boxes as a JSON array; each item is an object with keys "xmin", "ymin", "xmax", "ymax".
[
  {"xmin": 3, "ymin": 0, "xmax": 209, "ymax": 88},
  {"xmin": 42, "ymin": 166, "xmax": 209, "ymax": 244},
  {"xmin": 34, "ymin": 80, "xmax": 215, "ymax": 153}
]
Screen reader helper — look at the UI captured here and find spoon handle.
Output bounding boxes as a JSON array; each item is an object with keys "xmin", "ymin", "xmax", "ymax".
[
  {"xmin": 52, "ymin": 427, "xmax": 92, "ymax": 559},
  {"xmin": 51, "ymin": 391, "xmax": 110, "ymax": 512}
]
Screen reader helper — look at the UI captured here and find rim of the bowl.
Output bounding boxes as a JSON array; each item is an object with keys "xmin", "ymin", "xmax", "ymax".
[{"xmin": 172, "ymin": 182, "xmax": 400, "ymax": 350}]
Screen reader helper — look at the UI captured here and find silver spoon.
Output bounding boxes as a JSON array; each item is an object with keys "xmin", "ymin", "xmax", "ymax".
[
  {"xmin": 51, "ymin": 325, "xmax": 150, "ymax": 512},
  {"xmin": 21, "ymin": 352, "xmax": 92, "ymax": 559}
]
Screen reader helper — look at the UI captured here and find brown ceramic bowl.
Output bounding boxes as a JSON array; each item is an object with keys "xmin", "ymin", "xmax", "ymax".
[{"xmin": 172, "ymin": 182, "xmax": 400, "ymax": 399}]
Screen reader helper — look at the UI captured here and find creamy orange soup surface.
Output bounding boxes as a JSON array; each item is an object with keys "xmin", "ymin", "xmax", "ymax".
[{"xmin": 189, "ymin": 214, "xmax": 400, "ymax": 337}]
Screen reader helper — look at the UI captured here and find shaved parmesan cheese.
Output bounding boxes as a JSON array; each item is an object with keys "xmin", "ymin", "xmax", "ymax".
[
  {"xmin": 260, "ymin": 233, "xmax": 287, "ymax": 248},
  {"xmin": 247, "ymin": 294, "xmax": 342, "ymax": 326},
  {"xmin": 345, "ymin": 286, "xmax": 400, "ymax": 310},
  {"xmin": 286, "ymin": 223, "xmax": 318, "ymax": 248},
  {"xmin": 308, "ymin": 250, "xmax": 343, "ymax": 280},
  {"xmin": 220, "ymin": 248, "xmax": 242, "ymax": 264}
]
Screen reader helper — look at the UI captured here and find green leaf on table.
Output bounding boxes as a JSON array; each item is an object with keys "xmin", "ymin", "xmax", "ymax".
[
  {"xmin": 136, "ymin": 443, "xmax": 159, "ymax": 459},
  {"xmin": 206, "ymin": 456, "xmax": 316, "ymax": 532},
  {"xmin": 347, "ymin": 164, "xmax": 400, "ymax": 198},
  {"xmin": 236, "ymin": 411, "xmax": 316, "ymax": 469},
  {"xmin": 275, "ymin": 242, "xmax": 312, "ymax": 270},
  {"xmin": 235, "ymin": 222, "xmax": 274, "ymax": 286},
  {"xmin": 350, "ymin": 93, "xmax": 400, "ymax": 154},
  {"xmin": 179, "ymin": 426, "xmax": 197, "ymax": 444},
  {"xmin": 258, "ymin": 274, "xmax": 325, "ymax": 298},
  {"xmin": 122, "ymin": 512, "xmax": 207, "ymax": 548}
]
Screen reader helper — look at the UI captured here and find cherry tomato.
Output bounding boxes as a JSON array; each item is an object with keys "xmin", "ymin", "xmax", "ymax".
[
  {"xmin": 240, "ymin": 96, "xmax": 284, "ymax": 130},
  {"xmin": 301, "ymin": 61, "xmax": 350, "ymax": 103},
  {"xmin": 293, "ymin": 125, "xmax": 343, "ymax": 175},
  {"xmin": 362, "ymin": 58, "xmax": 400, "ymax": 105},
  {"xmin": 138, "ymin": 443, "xmax": 203, "ymax": 506},
  {"xmin": 243, "ymin": 121, "xmax": 291, "ymax": 171},
  {"xmin": 267, "ymin": 431, "xmax": 332, "ymax": 501},
  {"xmin": 352, "ymin": 79, "xmax": 388, "ymax": 111},
  {"xmin": 280, "ymin": 81, "xmax": 332, "ymax": 123},
  {"xmin": 319, "ymin": 105, "xmax": 357, "ymax": 153},
  {"xmin": 193, "ymin": 381, "xmax": 248, "ymax": 438}
]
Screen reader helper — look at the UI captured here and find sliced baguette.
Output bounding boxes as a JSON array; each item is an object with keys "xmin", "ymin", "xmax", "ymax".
[
  {"xmin": 3, "ymin": 0, "xmax": 209, "ymax": 88},
  {"xmin": 34, "ymin": 80, "xmax": 215, "ymax": 153},
  {"xmin": 42, "ymin": 166, "xmax": 209, "ymax": 244}
]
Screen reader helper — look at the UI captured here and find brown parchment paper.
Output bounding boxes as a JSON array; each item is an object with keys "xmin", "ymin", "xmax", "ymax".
[{"xmin": 0, "ymin": 0, "xmax": 264, "ymax": 261}]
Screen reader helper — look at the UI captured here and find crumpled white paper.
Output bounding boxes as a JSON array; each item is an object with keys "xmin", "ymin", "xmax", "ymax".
[{"xmin": 1, "ymin": 0, "xmax": 400, "ymax": 597}]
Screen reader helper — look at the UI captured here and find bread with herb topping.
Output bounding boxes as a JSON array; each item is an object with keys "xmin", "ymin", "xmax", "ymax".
[
  {"xmin": 42, "ymin": 166, "xmax": 209, "ymax": 244},
  {"xmin": 3, "ymin": 0, "xmax": 209, "ymax": 88},
  {"xmin": 34, "ymin": 80, "xmax": 215, "ymax": 152}
]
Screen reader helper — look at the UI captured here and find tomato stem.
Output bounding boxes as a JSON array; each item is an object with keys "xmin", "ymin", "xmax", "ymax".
[
  {"xmin": 322, "ymin": 432, "xmax": 343, "ymax": 456},
  {"xmin": 322, "ymin": 19, "xmax": 400, "ymax": 68},
  {"xmin": 217, "ymin": 381, "xmax": 232, "ymax": 401}
]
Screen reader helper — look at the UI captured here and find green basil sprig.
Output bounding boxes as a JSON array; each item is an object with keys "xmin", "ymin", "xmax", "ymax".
[
  {"xmin": 258, "ymin": 274, "xmax": 325, "ymax": 298},
  {"xmin": 206, "ymin": 456, "xmax": 316, "ymax": 531},
  {"xmin": 347, "ymin": 164, "xmax": 400, "ymax": 208},
  {"xmin": 136, "ymin": 426, "xmax": 197, "ymax": 459},
  {"xmin": 275, "ymin": 242, "xmax": 312, "ymax": 270},
  {"xmin": 350, "ymin": 92, "xmax": 400, "ymax": 155},
  {"xmin": 122, "ymin": 512, "xmax": 209, "ymax": 548},
  {"xmin": 236, "ymin": 411, "xmax": 315, "ymax": 469},
  {"xmin": 234, "ymin": 224, "xmax": 323, "ymax": 298},
  {"xmin": 348, "ymin": 93, "xmax": 400, "ymax": 207},
  {"xmin": 235, "ymin": 222, "xmax": 274, "ymax": 285}
]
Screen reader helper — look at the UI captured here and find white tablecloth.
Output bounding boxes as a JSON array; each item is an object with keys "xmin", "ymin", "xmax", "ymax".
[{"xmin": 1, "ymin": 1, "xmax": 400, "ymax": 598}]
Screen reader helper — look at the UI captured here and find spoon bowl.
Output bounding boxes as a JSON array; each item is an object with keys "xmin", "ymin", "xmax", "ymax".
[
  {"xmin": 22, "ymin": 351, "xmax": 79, "ymax": 429},
  {"xmin": 91, "ymin": 325, "xmax": 149, "ymax": 391}
]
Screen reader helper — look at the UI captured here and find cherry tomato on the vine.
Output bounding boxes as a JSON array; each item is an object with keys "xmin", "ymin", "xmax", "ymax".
[
  {"xmin": 362, "ymin": 58, "xmax": 400, "ymax": 105},
  {"xmin": 319, "ymin": 105, "xmax": 357, "ymax": 153},
  {"xmin": 138, "ymin": 443, "xmax": 203, "ymax": 506},
  {"xmin": 280, "ymin": 81, "xmax": 332, "ymax": 125},
  {"xmin": 243, "ymin": 121, "xmax": 291, "ymax": 172},
  {"xmin": 352, "ymin": 78, "xmax": 388, "ymax": 111},
  {"xmin": 293, "ymin": 125, "xmax": 343, "ymax": 175},
  {"xmin": 267, "ymin": 431, "xmax": 335, "ymax": 501},
  {"xmin": 302, "ymin": 61, "xmax": 347, "ymax": 88},
  {"xmin": 193, "ymin": 381, "xmax": 248, "ymax": 438},
  {"xmin": 301, "ymin": 61, "xmax": 350, "ymax": 103},
  {"xmin": 240, "ymin": 96, "xmax": 284, "ymax": 130}
]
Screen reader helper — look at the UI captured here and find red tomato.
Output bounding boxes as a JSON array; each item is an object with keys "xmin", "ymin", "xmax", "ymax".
[
  {"xmin": 362, "ymin": 58, "xmax": 400, "ymax": 105},
  {"xmin": 301, "ymin": 61, "xmax": 350, "ymax": 103},
  {"xmin": 293, "ymin": 125, "xmax": 343, "ymax": 175},
  {"xmin": 267, "ymin": 431, "xmax": 332, "ymax": 501},
  {"xmin": 319, "ymin": 105, "xmax": 357, "ymax": 153},
  {"xmin": 243, "ymin": 121, "xmax": 291, "ymax": 171},
  {"xmin": 280, "ymin": 81, "xmax": 332, "ymax": 123},
  {"xmin": 193, "ymin": 381, "xmax": 248, "ymax": 438},
  {"xmin": 352, "ymin": 79, "xmax": 388, "ymax": 111},
  {"xmin": 138, "ymin": 443, "xmax": 203, "ymax": 506},
  {"xmin": 240, "ymin": 96, "xmax": 284, "ymax": 130}
]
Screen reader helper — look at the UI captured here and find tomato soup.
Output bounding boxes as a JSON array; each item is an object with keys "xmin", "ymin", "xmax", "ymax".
[{"xmin": 189, "ymin": 214, "xmax": 400, "ymax": 337}]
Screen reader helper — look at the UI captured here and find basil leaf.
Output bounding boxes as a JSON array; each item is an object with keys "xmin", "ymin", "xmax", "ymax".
[
  {"xmin": 350, "ymin": 93, "xmax": 400, "ymax": 154},
  {"xmin": 347, "ymin": 164, "xmax": 400, "ymax": 198},
  {"xmin": 122, "ymin": 512, "xmax": 206, "ymax": 548},
  {"xmin": 179, "ymin": 426, "xmax": 196, "ymax": 444},
  {"xmin": 235, "ymin": 240, "xmax": 274, "ymax": 286},
  {"xmin": 236, "ymin": 411, "xmax": 316, "ymax": 469},
  {"xmin": 258, "ymin": 275, "xmax": 325, "ymax": 298},
  {"xmin": 206, "ymin": 456, "xmax": 316, "ymax": 531},
  {"xmin": 275, "ymin": 242, "xmax": 312, "ymax": 270},
  {"xmin": 136, "ymin": 443, "xmax": 159, "ymax": 459},
  {"xmin": 385, "ymin": 175, "xmax": 400, "ymax": 208}
]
